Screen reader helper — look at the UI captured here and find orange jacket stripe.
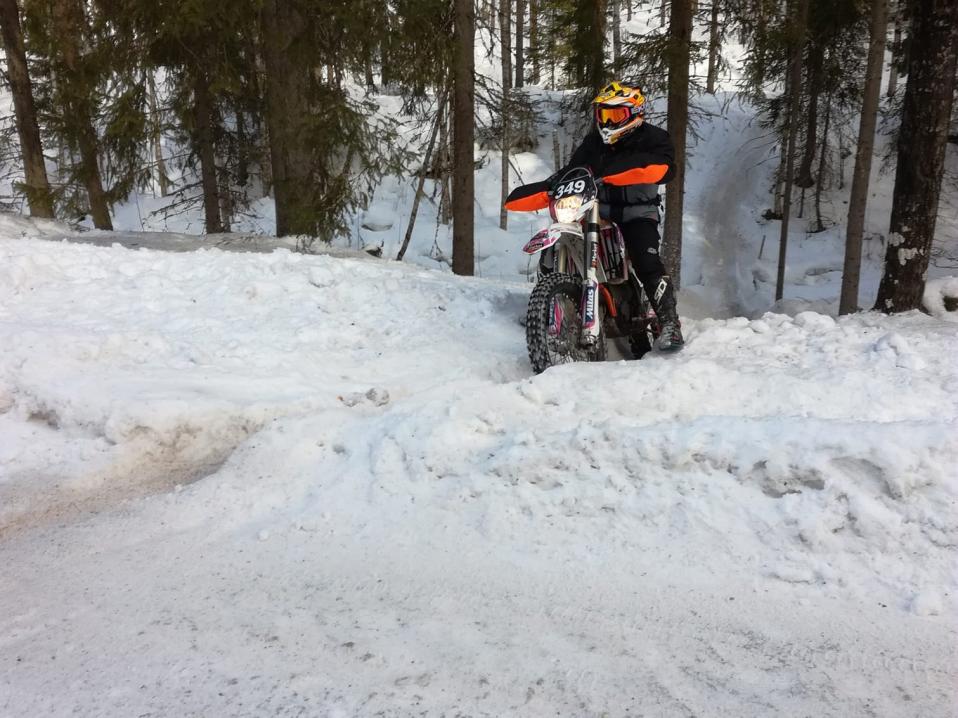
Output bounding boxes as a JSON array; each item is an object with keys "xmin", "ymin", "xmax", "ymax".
[
  {"xmin": 504, "ymin": 191, "xmax": 550, "ymax": 212},
  {"xmin": 602, "ymin": 164, "xmax": 669, "ymax": 186}
]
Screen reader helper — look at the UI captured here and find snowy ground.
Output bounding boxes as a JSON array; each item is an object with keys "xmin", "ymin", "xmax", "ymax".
[
  {"xmin": 2, "ymin": 229, "xmax": 957, "ymax": 716},
  {"xmin": 3, "ymin": 7, "xmax": 958, "ymax": 711}
]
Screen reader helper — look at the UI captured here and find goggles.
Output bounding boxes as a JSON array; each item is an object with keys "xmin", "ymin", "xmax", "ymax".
[{"xmin": 595, "ymin": 105, "xmax": 633, "ymax": 127}]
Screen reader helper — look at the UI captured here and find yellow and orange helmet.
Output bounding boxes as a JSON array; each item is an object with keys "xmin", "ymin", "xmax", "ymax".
[{"xmin": 593, "ymin": 81, "xmax": 646, "ymax": 144}]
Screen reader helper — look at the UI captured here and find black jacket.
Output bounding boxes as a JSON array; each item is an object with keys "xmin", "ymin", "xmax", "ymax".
[{"xmin": 506, "ymin": 122, "xmax": 676, "ymax": 223}]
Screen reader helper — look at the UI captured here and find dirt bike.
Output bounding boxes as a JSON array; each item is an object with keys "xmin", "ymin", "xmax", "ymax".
[{"xmin": 508, "ymin": 166, "xmax": 660, "ymax": 374}]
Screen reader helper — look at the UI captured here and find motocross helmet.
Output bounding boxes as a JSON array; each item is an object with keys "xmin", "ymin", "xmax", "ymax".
[{"xmin": 593, "ymin": 81, "xmax": 646, "ymax": 145}]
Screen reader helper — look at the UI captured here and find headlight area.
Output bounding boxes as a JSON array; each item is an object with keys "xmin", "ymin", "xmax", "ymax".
[{"xmin": 552, "ymin": 195, "xmax": 584, "ymax": 223}]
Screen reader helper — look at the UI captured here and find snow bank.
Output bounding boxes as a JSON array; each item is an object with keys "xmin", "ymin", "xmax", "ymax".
[
  {"xmin": 923, "ymin": 275, "xmax": 958, "ymax": 322},
  {"xmin": 0, "ymin": 236, "xmax": 528, "ymax": 532},
  {"xmin": 2, "ymin": 236, "xmax": 956, "ymax": 716}
]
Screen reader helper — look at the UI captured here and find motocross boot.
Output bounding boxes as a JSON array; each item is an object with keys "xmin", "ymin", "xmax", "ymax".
[{"xmin": 649, "ymin": 275, "xmax": 684, "ymax": 351}]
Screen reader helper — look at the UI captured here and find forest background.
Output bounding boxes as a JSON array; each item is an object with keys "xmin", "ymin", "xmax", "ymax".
[{"xmin": 0, "ymin": 0, "xmax": 956, "ymax": 313}]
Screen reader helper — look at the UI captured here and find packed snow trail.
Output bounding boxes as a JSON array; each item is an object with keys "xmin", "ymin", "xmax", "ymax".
[
  {"xmin": 680, "ymin": 97, "xmax": 778, "ymax": 320},
  {"xmin": 1, "ymin": 237, "xmax": 957, "ymax": 717}
]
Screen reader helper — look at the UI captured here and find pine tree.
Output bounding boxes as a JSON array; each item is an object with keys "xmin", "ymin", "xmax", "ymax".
[
  {"xmin": 663, "ymin": 0, "xmax": 692, "ymax": 287},
  {"xmin": 452, "ymin": 0, "xmax": 475, "ymax": 275},
  {"xmin": 529, "ymin": 0, "xmax": 540, "ymax": 83},
  {"xmin": 874, "ymin": 0, "xmax": 958, "ymax": 312},
  {"xmin": 190, "ymin": 67, "xmax": 224, "ymax": 233},
  {"xmin": 39, "ymin": 0, "xmax": 113, "ymax": 228},
  {"xmin": 0, "ymin": 0, "xmax": 53, "ymax": 217},
  {"xmin": 611, "ymin": 0, "xmax": 622, "ymax": 66},
  {"xmin": 886, "ymin": 0, "xmax": 902, "ymax": 98},
  {"xmin": 515, "ymin": 0, "xmax": 525, "ymax": 88},
  {"xmin": 774, "ymin": 0, "xmax": 809, "ymax": 302},
  {"xmin": 705, "ymin": 0, "xmax": 721, "ymax": 93},
  {"xmin": 257, "ymin": 0, "xmax": 409, "ymax": 241},
  {"xmin": 839, "ymin": 0, "xmax": 887, "ymax": 314},
  {"xmin": 499, "ymin": 0, "xmax": 512, "ymax": 230},
  {"xmin": 260, "ymin": 0, "xmax": 312, "ymax": 237},
  {"xmin": 559, "ymin": 0, "xmax": 606, "ymax": 92}
]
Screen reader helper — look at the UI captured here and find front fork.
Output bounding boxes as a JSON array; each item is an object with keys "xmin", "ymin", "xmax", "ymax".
[{"xmin": 580, "ymin": 202, "xmax": 602, "ymax": 347}]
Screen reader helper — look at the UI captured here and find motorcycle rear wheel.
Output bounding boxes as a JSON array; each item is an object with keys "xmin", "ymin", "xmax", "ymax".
[{"xmin": 526, "ymin": 272, "xmax": 606, "ymax": 374}]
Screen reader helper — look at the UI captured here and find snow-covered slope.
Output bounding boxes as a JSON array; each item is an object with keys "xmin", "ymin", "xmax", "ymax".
[{"xmin": 1, "ymin": 235, "xmax": 956, "ymax": 716}]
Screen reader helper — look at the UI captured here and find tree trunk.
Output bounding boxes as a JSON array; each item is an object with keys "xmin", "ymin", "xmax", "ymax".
[
  {"xmin": 452, "ymin": 0, "xmax": 475, "ymax": 276},
  {"xmin": 589, "ymin": 0, "xmax": 606, "ymax": 91},
  {"xmin": 218, "ymin": 162, "xmax": 233, "ymax": 233},
  {"xmin": 529, "ymin": 0, "xmax": 540, "ymax": 83},
  {"xmin": 398, "ymin": 96, "xmax": 445, "ymax": 261},
  {"xmin": 379, "ymin": 36, "xmax": 390, "ymax": 88},
  {"xmin": 236, "ymin": 110, "xmax": 250, "ymax": 188},
  {"xmin": 361, "ymin": 1, "xmax": 375, "ymax": 88},
  {"xmin": 363, "ymin": 49, "xmax": 375, "ymax": 88},
  {"xmin": 775, "ymin": 0, "xmax": 809, "ymax": 302},
  {"xmin": 553, "ymin": 129, "xmax": 561, "ymax": 172},
  {"xmin": 146, "ymin": 74, "xmax": 170, "ymax": 197},
  {"xmin": 51, "ymin": 0, "xmax": 111, "ymax": 229},
  {"xmin": 812, "ymin": 92, "xmax": 830, "ymax": 233},
  {"xmin": 663, "ymin": 0, "xmax": 692, "ymax": 288},
  {"xmin": 549, "ymin": 2, "xmax": 557, "ymax": 89},
  {"xmin": 192, "ymin": 71, "xmax": 224, "ymax": 234},
  {"xmin": 261, "ymin": 0, "xmax": 313, "ymax": 237},
  {"xmin": 772, "ymin": 104, "xmax": 788, "ymax": 215},
  {"xmin": 612, "ymin": 0, "xmax": 622, "ymax": 66},
  {"xmin": 874, "ymin": 0, "xmax": 958, "ymax": 313},
  {"xmin": 840, "ymin": 0, "xmax": 887, "ymax": 314},
  {"xmin": 772, "ymin": 151, "xmax": 785, "ymax": 216},
  {"xmin": 0, "ymin": 0, "xmax": 53, "ymax": 217},
  {"xmin": 515, "ymin": 0, "xmax": 525, "ymax": 88},
  {"xmin": 886, "ymin": 0, "xmax": 902, "ymax": 98},
  {"xmin": 660, "ymin": 0, "xmax": 667, "ymax": 27},
  {"xmin": 795, "ymin": 43, "xmax": 822, "ymax": 189},
  {"xmin": 753, "ymin": 0, "xmax": 767, "ymax": 87},
  {"xmin": 438, "ymin": 102, "xmax": 452, "ymax": 224},
  {"xmin": 705, "ymin": 0, "xmax": 721, "ymax": 94},
  {"xmin": 499, "ymin": 0, "xmax": 512, "ymax": 230}
]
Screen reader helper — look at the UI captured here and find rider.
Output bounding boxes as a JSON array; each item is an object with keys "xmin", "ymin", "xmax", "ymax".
[{"xmin": 507, "ymin": 80, "xmax": 684, "ymax": 351}]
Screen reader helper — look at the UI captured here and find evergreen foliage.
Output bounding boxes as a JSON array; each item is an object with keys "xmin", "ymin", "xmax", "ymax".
[{"xmin": 0, "ymin": 0, "xmax": 951, "ymax": 307}]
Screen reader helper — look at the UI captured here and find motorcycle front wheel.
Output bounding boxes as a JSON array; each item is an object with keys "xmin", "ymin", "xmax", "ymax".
[{"xmin": 526, "ymin": 272, "xmax": 606, "ymax": 374}]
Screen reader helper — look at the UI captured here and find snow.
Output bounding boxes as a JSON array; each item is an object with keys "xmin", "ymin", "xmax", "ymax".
[
  {"xmin": 924, "ymin": 276, "xmax": 958, "ymax": 322},
  {"xmin": 2, "ymin": 4, "xmax": 958, "ymax": 711},
  {"xmin": 2, "ymin": 231, "xmax": 957, "ymax": 716}
]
